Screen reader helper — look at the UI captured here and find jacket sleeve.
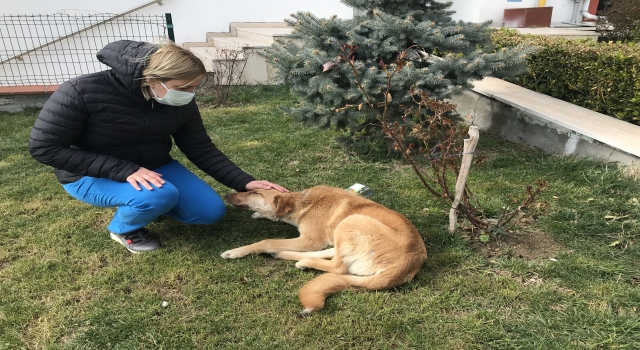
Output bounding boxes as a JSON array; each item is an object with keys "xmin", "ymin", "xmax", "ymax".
[
  {"xmin": 172, "ymin": 101, "xmax": 255, "ymax": 192},
  {"xmin": 28, "ymin": 81, "xmax": 140, "ymax": 182}
]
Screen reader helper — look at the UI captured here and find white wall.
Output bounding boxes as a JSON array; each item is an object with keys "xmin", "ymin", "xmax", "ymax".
[
  {"xmin": 2, "ymin": 0, "xmax": 353, "ymax": 45},
  {"xmin": 446, "ymin": 0, "xmax": 581, "ymax": 26},
  {"xmin": 447, "ymin": 0, "xmax": 484, "ymax": 23}
]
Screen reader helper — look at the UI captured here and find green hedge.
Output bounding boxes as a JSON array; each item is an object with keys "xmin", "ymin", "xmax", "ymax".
[{"xmin": 491, "ymin": 29, "xmax": 640, "ymax": 125}]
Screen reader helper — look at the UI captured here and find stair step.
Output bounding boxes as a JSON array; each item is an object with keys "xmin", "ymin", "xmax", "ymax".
[
  {"xmin": 184, "ymin": 23, "xmax": 290, "ymax": 85},
  {"xmin": 188, "ymin": 46, "xmax": 247, "ymax": 73},
  {"xmin": 235, "ymin": 27, "xmax": 294, "ymax": 45},
  {"xmin": 207, "ymin": 36, "xmax": 271, "ymax": 49},
  {"xmin": 229, "ymin": 22, "xmax": 289, "ymax": 35}
]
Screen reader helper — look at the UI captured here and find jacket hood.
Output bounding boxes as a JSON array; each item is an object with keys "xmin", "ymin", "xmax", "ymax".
[{"xmin": 96, "ymin": 40, "xmax": 159, "ymax": 97}]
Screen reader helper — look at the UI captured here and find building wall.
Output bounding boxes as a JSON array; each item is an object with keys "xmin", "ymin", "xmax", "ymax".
[
  {"xmin": 446, "ymin": 0, "xmax": 484, "ymax": 23},
  {"xmin": 2, "ymin": 0, "xmax": 353, "ymax": 45},
  {"xmin": 447, "ymin": 0, "xmax": 596, "ymax": 26}
]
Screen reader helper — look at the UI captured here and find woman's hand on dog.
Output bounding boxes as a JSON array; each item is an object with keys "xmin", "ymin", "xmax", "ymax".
[{"xmin": 245, "ymin": 180, "xmax": 289, "ymax": 193}]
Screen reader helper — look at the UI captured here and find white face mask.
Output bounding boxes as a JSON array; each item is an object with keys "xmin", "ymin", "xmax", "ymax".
[{"xmin": 151, "ymin": 82, "xmax": 195, "ymax": 106}]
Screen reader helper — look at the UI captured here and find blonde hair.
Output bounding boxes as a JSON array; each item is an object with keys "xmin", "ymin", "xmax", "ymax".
[{"xmin": 140, "ymin": 42, "xmax": 207, "ymax": 99}]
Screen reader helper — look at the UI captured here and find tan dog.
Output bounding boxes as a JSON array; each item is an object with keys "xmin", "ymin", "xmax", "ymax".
[{"xmin": 221, "ymin": 186, "xmax": 427, "ymax": 314}]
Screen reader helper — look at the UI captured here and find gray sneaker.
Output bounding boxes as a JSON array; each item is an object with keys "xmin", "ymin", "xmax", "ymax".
[{"xmin": 110, "ymin": 228, "xmax": 160, "ymax": 254}]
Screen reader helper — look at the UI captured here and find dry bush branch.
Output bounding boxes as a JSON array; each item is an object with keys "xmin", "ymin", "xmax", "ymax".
[
  {"xmin": 202, "ymin": 47, "xmax": 253, "ymax": 107},
  {"xmin": 332, "ymin": 43, "xmax": 548, "ymax": 239}
]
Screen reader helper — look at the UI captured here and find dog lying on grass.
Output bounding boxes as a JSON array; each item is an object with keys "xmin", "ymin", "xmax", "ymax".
[{"xmin": 221, "ymin": 186, "xmax": 427, "ymax": 314}]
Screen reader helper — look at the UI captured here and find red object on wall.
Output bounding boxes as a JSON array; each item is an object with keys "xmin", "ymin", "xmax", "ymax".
[
  {"xmin": 590, "ymin": 0, "xmax": 600, "ymax": 14},
  {"xmin": 584, "ymin": 0, "xmax": 600, "ymax": 22},
  {"xmin": 503, "ymin": 7, "xmax": 554, "ymax": 28}
]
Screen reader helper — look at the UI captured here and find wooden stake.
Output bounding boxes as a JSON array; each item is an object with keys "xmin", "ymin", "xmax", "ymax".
[{"xmin": 449, "ymin": 126, "xmax": 480, "ymax": 233}]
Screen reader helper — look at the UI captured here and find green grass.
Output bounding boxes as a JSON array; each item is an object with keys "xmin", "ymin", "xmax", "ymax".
[{"xmin": 1, "ymin": 85, "xmax": 639, "ymax": 349}]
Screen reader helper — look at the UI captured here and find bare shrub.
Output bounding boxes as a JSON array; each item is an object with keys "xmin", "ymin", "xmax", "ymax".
[
  {"xmin": 201, "ymin": 47, "xmax": 254, "ymax": 107},
  {"xmin": 330, "ymin": 43, "xmax": 548, "ymax": 240}
]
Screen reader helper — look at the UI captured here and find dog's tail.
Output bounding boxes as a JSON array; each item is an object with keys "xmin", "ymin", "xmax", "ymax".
[{"xmin": 298, "ymin": 271, "xmax": 408, "ymax": 315}]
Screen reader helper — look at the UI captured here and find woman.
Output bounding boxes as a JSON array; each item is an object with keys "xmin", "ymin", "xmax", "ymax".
[{"xmin": 28, "ymin": 40, "xmax": 288, "ymax": 254}]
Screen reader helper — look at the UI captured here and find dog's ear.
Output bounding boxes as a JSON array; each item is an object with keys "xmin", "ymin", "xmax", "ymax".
[{"xmin": 273, "ymin": 195, "xmax": 294, "ymax": 217}]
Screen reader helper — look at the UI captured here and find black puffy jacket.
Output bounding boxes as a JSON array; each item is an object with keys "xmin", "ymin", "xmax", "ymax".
[{"xmin": 28, "ymin": 40, "xmax": 255, "ymax": 192}]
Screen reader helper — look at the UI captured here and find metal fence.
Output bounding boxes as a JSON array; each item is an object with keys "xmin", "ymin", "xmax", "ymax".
[{"xmin": 0, "ymin": 13, "xmax": 173, "ymax": 86}]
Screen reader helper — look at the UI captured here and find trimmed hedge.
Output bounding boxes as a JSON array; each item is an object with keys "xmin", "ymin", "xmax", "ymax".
[{"xmin": 491, "ymin": 29, "xmax": 640, "ymax": 125}]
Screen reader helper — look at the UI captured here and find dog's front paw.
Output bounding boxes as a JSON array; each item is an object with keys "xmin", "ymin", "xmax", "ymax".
[
  {"xmin": 295, "ymin": 261, "xmax": 309, "ymax": 270},
  {"xmin": 220, "ymin": 248, "xmax": 248, "ymax": 259},
  {"xmin": 298, "ymin": 307, "xmax": 316, "ymax": 317},
  {"xmin": 251, "ymin": 212, "xmax": 279, "ymax": 221}
]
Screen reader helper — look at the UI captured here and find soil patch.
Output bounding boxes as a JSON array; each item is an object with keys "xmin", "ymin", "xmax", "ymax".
[{"xmin": 473, "ymin": 230, "xmax": 563, "ymax": 261}]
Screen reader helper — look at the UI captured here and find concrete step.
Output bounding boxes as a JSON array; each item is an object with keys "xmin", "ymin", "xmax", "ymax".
[
  {"xmin": 184, "ymin": 22, "xmax": 290, "ymax": 47},
  {"xmin": 209, "ymin": 36, "xmax": 271, "ymax": 49},
  {"xmin": 229, "ymin": 22, "xmax": 289, "ymax": 35},
  {"xmin": 189, "ymin": 46, "xmax": 252, "ymax": 85},
  {"xmin": 183, "ymin": 23, "xmax": 292, "ymax": 85},
  {"xmin": 205, "ymin": 22, "xmax": 290, "ymax": 43},
  {"xmin": 187, "ymin": 44, "xmax": 275, "ymax": 85},
  {"xmin": 188, "ymin": 46, "xmax": 247, "ymax": 63},
  {"xmin": 235, "ymin": 27, "xmax": 294, "ymax": 45}
]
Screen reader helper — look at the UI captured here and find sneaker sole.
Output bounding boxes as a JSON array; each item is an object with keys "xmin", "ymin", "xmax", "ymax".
[{"xmin": 110, "ymin": 232, "xmax": 141, "ymax": 254}]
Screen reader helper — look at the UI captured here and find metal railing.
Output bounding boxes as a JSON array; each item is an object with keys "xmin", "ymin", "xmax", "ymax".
[{"xmin": 0, "ymin": 11, "xmax": 172, "ymax": 86}]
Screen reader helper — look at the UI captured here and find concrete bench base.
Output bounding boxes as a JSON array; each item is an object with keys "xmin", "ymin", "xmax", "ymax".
[{"xmin": 449, "ymin": 77, "xmax": 640, "ymax": 173}]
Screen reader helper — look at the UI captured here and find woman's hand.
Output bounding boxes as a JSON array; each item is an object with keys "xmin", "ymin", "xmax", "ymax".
[
  {"xmin": 126, "ymin": 167, "xmax": 165, "ymax": 191},
  {"xmin": 245, "ymin": 180, "xmax": 289, "ymax": 193}
]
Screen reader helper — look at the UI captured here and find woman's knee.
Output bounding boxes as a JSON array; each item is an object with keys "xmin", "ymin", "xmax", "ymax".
[
  {"xmin": 190, "ymin": 199, "xmax": 226, "ymax": 225},
  {"xmin": 131, "ymin": 183, "xmax": 180, "ymax": 213}
]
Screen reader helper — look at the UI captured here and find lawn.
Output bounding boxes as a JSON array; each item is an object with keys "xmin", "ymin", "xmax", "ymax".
[{"xmin": 1, "ymin": 85, "xmax": 639, "ymax": 349}]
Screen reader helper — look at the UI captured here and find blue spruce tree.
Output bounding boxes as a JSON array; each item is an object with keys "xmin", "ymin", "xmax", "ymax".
[{"xmin": 261, "ymin": 0, "xmax": 535, "ymax": 150}]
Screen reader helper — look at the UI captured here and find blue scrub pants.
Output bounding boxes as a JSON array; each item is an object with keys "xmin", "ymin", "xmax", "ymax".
[{"xmin": 62, "ymin": 160, "xmax": 226, "ymax": 234}]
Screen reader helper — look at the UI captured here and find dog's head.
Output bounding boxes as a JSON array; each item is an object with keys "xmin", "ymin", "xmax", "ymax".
[{"xmin": 225, "ymin": 189, "xmax": 295, "ymax": 218}]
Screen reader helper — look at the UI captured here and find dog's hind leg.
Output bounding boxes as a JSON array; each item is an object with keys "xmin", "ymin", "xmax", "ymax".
[
  {"xmin": 295, "ymin": 256, "xmax": 348, "ymax": 275},
  {"xmin": 273, "ymin": 248, "xmax": 335, "ymax": 261}
]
